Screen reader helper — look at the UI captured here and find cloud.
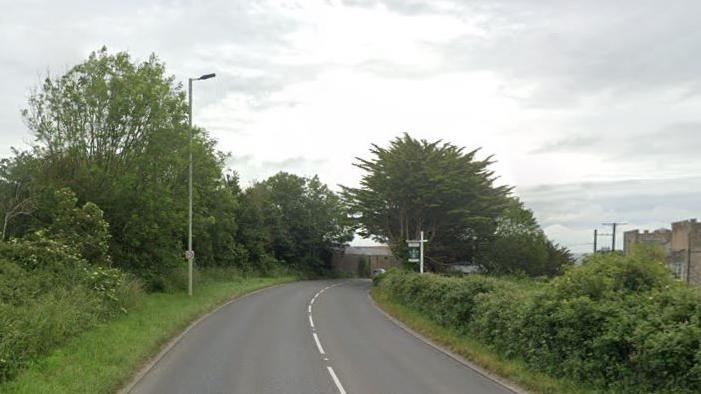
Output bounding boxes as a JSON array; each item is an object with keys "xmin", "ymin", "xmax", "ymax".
[
  {"xmin": 517, "ymin": 176, "xmax": 701, "ymax": 252},
  {"xmin": 226, "ymin": 155, "xmax": 327, "ymax": 186},
  {"xmin": 532, "ymin": 122, "xmax": 701, "ymax": 169},
  {"xmin": 3, "ymin": 0, "xmax": 701, "ymax": 250}
]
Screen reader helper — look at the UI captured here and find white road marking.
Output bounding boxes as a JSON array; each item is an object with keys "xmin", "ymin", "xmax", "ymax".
[
  {"xmin": 327, "ymin": 366, "xmax": 347, "ymax": 394},
  {"xmin": 308, "ymin": 282, "xmax": 348, "ymax": 393},
  {"xmin": 313, "ymin": 332, "xmax": 325, "ymax": 354}
]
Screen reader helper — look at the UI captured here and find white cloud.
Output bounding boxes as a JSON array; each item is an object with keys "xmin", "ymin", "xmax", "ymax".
[{"xmin": 2, "ymin": 0, "xmax": 701, "ymax": 252}]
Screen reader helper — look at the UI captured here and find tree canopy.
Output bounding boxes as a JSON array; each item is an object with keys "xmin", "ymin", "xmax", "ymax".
[
  {"xmin": 343, "ymin": 133, "xmax": 511, "ymax": 267},
  {"xmin": 1, "ymin": 47, "xmax": 353, "ymax": 288},
  {"xmin": 343, "ymin": 133, "xmax": 572, "ymax": 275}
]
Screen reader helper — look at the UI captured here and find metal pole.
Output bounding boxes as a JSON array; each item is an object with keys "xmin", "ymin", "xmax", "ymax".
[
  {"xmin": 688, "ymin": 235, "xmax": 692, "ymax": 284},
  {"xmin": 419, "ymin": 231, "xmax": 424, "ymax": 274},
  {"xmin": 593, "ymin": 229, "xmax": 597, "ymax": 254},
  {"xmin": 611, "ymin": 223, "xmax": 617, "ymax": 252},
  {"xmin": 188, "ymin": 78, "xmax": 194, "ymax": 297}
]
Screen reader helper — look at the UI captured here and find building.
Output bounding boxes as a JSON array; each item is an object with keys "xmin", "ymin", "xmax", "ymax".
[
  {"xmin": 624, "ymin": 219, "xmax": 701, "ymax": 285},
  {"xmin": 331, "ymin": 246, "xmax": 402, "ymax": 277},
  {"xmin": 623, "ymin": 228, "xmax": 672, "ymax": 256},
  {"xmin": 670, "ymin": 219, "xmax": 701, "ymax": 284}
]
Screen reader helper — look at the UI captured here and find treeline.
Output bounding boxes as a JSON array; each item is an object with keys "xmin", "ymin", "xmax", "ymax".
[
  {"xmin": 1, "ymin": 47, "xmax": 572, "ymax": 382},
  {"xmin": 0, "ymin": 48, "xmax": 354, "ymax": 381},
  {"xmin": 1, "ymin": 48, "xmax": 353, "ymax": 290}
]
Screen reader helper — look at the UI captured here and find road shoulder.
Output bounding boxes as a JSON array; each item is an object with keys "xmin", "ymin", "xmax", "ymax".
[{"xmin": 369, "ymin": 288, "xmax": 536, "ymax": 394}]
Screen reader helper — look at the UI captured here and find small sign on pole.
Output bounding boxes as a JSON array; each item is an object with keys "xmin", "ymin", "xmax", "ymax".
[
  {"xmin": 406, "ymin": 231, "xmax": 428, "ymax": 273},
  {"xmin": 407, "ymin": 242, "xmax": 420, "ymax": 262}
]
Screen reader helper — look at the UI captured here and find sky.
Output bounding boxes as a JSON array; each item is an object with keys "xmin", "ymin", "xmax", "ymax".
[{"xmin": 2, "ymin": 0, "xmax": 701, "ymax": 253}]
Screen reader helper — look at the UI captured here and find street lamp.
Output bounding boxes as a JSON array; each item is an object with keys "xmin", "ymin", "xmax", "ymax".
[{"xmin": 187, "ymin": 73, "xmax": 216, "ymax": 296}]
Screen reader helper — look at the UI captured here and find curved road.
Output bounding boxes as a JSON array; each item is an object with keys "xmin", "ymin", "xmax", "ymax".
[{"xmin": 130, "ymin": 280, "xmax": 514, "ymax": 394}]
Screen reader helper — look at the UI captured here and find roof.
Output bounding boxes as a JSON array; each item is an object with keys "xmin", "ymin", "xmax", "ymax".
[{"xmin": 342, "ymin": 246, "xmax": 394, "ymax": 256}]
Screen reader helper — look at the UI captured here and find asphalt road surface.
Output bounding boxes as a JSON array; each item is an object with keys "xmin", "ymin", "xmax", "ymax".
[{"xmin": 130, "ymin": 280, "xmax": 515, "ymax": 394}]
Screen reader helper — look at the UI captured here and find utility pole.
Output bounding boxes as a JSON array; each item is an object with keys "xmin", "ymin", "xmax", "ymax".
[
  {"xmin": 593, "ymin": 229, "xmax": 597, "ymax": 254},
  {"xmin": 602, "ymin": 222, "xmax": 626, "ymax": 253},
  {"xmin": 420, "ymin": 231, "xmax": 424, "ymax": 274}
]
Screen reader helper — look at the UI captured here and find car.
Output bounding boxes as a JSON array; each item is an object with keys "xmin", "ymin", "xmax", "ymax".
[{"xmin": 371, "ymin": 268, "xmax": 386, "ymax": 277}]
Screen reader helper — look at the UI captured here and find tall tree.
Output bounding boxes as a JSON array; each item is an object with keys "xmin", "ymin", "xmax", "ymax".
[
  {"xmin": 19, "ymin": 47, "xmax": 235, "ymax": 288},
  {"xmin": 343, "ymin": 133, "xmax": 511, "ymax": 267},
  {"xmin": 249, "ymin": 172, "xmax": 354, "ymax": 274},
  {"xmin": 0, "ymin": 151, "xmax": 39, "ymax": 241}
]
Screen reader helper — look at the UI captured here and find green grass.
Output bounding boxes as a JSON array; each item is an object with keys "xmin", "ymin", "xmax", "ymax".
[
  {"xmin": 371, "ymin": 287, "xmax": 590, "ymax": 394},
  {"xmin": 0, "ymin": 276, "xmax": 296, "ymax": 394}
]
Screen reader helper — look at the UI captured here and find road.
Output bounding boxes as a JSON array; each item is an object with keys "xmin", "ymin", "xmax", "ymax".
[{"xmin": 130, "ymin": 280, "xmax": 515, "ymax": 394}]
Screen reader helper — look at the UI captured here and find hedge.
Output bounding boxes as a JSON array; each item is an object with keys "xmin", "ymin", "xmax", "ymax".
[{"xmin": 375, "ymin": 252, "xmax": 701, "ymax": 393}]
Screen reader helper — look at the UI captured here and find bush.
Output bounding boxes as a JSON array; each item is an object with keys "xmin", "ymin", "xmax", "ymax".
[
  {"xmin": 0, "ymin": 236, "xmax": 141, "ymax": 382},
  {"xmin": 375, "ymin": 253, "xmax": 701, "ymax": 393}
]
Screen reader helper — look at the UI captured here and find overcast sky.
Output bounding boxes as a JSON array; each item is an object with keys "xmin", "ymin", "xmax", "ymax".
[{"xmin": 2, "ymin": 0, "xmax": 701, "ymax": 252}]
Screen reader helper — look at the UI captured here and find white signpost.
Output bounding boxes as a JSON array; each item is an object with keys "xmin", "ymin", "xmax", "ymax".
[{"xmin": 406, "ymin": 231, "xmax": 427, "ymax": 273}]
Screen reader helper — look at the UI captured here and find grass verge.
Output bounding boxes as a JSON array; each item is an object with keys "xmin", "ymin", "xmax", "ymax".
[
  {"xmin": 370, "ymin": 287, "xmax": 589, "ymax": 394},
  {"xmin": 0, "ymin": 276, "xmax": 296, "ymax": 394}
]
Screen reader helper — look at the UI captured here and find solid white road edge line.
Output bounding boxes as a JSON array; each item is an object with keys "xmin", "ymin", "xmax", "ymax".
[
  {"xmin": 327, "ymin": 366, "xmax": 347, "ymax": 394},
  {"xmin": 309, "ymin": 314, "xmax": 315, "ymax": 328},
  {"xmin": 313, "ymin": 332, "xmax": 325, "ymax": 354}
]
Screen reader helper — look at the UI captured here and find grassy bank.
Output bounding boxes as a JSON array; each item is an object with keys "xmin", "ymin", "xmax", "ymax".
[
  {"xmin": 0, "ymin": 275, "xmax": 296, "ymax": 394},
  {"xmin": 371, "ymin": 287, "xmax": 584, "ymax": 394}
]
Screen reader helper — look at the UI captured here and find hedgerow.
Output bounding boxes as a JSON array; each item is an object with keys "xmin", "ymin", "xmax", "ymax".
[{"xmin": 375, "ymin": 252, "xmax": 701, "ymax": 393}]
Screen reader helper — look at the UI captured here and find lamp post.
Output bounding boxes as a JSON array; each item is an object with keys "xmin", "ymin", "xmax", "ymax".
[{"xmin": 187, "ymin": 73, "xmax": 216, "ymax": 296}]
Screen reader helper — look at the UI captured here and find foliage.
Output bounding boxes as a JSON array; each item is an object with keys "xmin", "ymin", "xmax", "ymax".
[
  {"xmin": 39, "ymin": 187, "xmax": 112, "ymax": 266},
  {"xmin": 0, "ymin": 235, "xmax": 140, "ymax": 382},
  {"xmin": 376, "ymin": 250, "xmax": 701, "ymax": 393},
  {"xmin": 0, "ymin": 274, "xmax": 294, "ymax": 393},
  {"xmin": 244, "ymin": 172, "xmax": 354, "ymax": 275},
  {"xmin": 343, "ymin": 133, "xmax": 511, "ymax": 266},
  {"xmin": 483, "ymin": 198, "xmax": 573, "ymax": 276},
  {"xmin": 343, "ymin": 133, "xmax": 570, "ymax": 276},
  {"xmin": 357, "ymin": 256, "xmax": 370, "ymax": 277},
  {"xmin": 0, "ymin": 151, "xmax": 39, "ymax": 241}
]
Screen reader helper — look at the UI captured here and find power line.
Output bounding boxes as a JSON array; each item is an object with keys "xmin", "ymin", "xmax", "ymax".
[{"xmin": 601, "ymin": 222, "xmax": 627, "ymax": 252}]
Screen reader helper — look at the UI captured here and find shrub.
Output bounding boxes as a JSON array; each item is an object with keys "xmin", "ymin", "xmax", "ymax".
[
  {"xmin": 375, "ymin": 253, "xmax": 701, "ymax": 393},
  {"xmin": 0, "ymin": 236, "xmax": 141, "ymax": 382}
]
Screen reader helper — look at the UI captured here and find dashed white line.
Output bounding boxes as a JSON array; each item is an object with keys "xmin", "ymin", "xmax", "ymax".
[
  {"xmin": 327, "ymin": 366, "xmax": 347, "ymax": 394},
  {"xmin": 312, "ymin": 332, "xmax": 325, "ymax": 354},
  {"xmin": 309, "ymin": 282, "xmax": 347, "ymax": 394}
]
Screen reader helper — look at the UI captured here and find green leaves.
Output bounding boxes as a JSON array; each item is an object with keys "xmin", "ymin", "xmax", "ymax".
[
  {"xmin": 343, "ymin": 133, "xmax": 511, "ymax": 267},
  {"xmin": 241, "ymin": 172, "xmax": 354, "ymax": 275},
  {"xmin": 379, "ymin": 258, "xmax": 701, "ymax": 393}
]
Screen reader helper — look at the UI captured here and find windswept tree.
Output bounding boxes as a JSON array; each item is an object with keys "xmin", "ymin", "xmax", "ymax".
[{"xmin": 342, "ymin": 133, "xmax": 511, "ymax": 267}]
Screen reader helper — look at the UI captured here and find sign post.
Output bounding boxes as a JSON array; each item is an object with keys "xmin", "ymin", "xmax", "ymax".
[{"xmin": 406, "ymin": 231, "xmax": 428, "ymax": 273}]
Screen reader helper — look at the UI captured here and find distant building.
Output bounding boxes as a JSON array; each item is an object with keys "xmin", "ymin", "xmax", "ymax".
[
  {"xmin": 331, "ymin": 246, "xmax": 402, "ymax": 276},
  {"xmin": 623, "ymin": 228, "xmax": 672, "ymax": 256},
  {"xmin": 624, "ymin": 219, "xmax": 701, "ymax": 285}
]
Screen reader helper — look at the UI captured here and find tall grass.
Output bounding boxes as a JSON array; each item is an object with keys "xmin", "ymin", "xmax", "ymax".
[{"xmin": 0, "ymin": 273, "xmax": 295, "ymax": 393}]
